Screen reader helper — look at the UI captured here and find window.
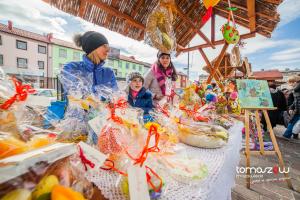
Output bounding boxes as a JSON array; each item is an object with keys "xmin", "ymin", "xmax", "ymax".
[
  {"xmin": 16, "ymin": 40, "xmax": 27, "ymax": 50},
  {"xmin": 0, "ymin": 35, "xmax": 2, "ymax": 45},
  {"xmin": 59, "ymin": 48, "xmax": 67, "ymax": 58},
  {"xmin": 39, "ymin": 80, "xmax": 44, "ymax": 88},
  {"xmin": 38, "ymin": 61, "xmax": 44, "ymax": 69},
  {"xmin": 0, "ymin": 55, "xmax": 3, "ymax": 66},
  {"xmin": 126, "ymin": 63, "xmax": 129, "ymax": 69},
  {"xmin": 118, "ymin": 61, "xmax": 122, "ymax": 68},
  {"xmin": 38, "ymin": 45, "xmax": 46, "ymax": 54},
  {"xmin": 17, "ymin": 58, "xmax": 28, "ymax": 68},
  {"xmin": 139, "ymin": 65, "xmax": 142, "ymax": 71},
  {"xmin": 73, "ymin": 52, "xmax": 80, "ymax": 60},
  {"xmin": 132, "ymin": 64, "xmax": 136, "ymax": 70}
]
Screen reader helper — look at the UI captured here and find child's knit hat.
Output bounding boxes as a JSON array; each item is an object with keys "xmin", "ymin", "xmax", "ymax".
[{"xmin": 126, "ymin": 72, "xmax": 144, "ymax": 84}]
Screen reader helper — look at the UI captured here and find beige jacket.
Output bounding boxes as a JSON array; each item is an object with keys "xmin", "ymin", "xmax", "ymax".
[{"xmin": 143, "ymin": 69, "xmax": 164, "ymax": 103}]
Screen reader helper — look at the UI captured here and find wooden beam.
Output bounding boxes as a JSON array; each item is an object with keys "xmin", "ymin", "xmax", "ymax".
[
  {"xmin": 263, "ymin": 0, "xmax": 282, "ymax": 4},
  {"xmin": 211, "ymin": 9, "xmax": 215, "ymax": 43},
  {"xmin": 216, "ymin": 9, "xmax": 273, "ymax": 34},
  {"xmin": 199, "ymin": 48, "xmax": 224, "ymax": 90},
  {"xmin": 207, "ymin": 43, "xmax": 229, "ymax": 83},
  {"xmin": 216, "ymin": 2, "xmax": 279, "ymax": 21},
  {"xmin": 247, "ymin": 0, "xmax": 256, "ymax": 32},
  {"xmin": 79, "ymin": 0, "xmax": 87, "ymax": 17},
  {"xmin": 199, "ymin": 49, "xmax": 219, "ymax": 80},
  {"xmin": 87, "ymin": 0, "xmax": 145, "ymax": 30},
  {"xmin": 175, "ymin": 5, "xmax": 215, "ymax": 49},
  {"xmin": 180, "ymin": 32, "xmax": 256, "ymax": 53}
]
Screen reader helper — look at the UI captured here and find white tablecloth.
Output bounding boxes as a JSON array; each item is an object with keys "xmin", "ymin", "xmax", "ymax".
[{"xmin": 86, "ymin": 122, "xmax": 243, "ymax": 200}]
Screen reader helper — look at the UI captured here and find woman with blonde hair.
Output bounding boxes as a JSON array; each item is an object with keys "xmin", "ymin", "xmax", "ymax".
[{"xmin": 61, "ymin": 31, "xmax": 118, "ymax": 96}]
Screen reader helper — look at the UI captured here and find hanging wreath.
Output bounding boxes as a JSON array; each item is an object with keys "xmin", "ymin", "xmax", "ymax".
[{"xmin": 145, "ymin": 0, "xmax": 177, "ymax": 52}]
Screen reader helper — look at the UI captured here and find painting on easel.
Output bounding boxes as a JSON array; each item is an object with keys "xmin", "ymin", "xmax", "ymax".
[{"xmin": 236, "ymin": 79, "xmax": 274, "ymax": 109}]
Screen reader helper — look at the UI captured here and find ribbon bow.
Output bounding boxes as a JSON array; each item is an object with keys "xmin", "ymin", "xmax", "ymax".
[
  {"xmin": 0, "ymin": 77, "xmax": 36, "ymax": 110},
  {"xmin": 79, "ymin": 146, "xmax": 95, "ymax": 171}
]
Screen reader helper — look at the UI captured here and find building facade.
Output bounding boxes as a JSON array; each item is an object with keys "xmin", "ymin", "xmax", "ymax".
[
  {"xmin": 0, "ymin": 21, "xmax": 153, "ymax": 88},
  {"xmin": 0, "ymin": 21, "xmax": 49, "ymax": 87},
  {"xmin": 49, "ymin": 38, "xmax": 84, "ymax": 77}
]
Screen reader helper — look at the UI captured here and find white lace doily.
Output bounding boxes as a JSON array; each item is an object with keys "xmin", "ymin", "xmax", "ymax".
[{"xmin": 86, "ymin": 122, "xmax": 243, "ymax": 200}]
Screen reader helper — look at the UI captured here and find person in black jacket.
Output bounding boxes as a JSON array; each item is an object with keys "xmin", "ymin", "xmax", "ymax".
[
  {"xmin": 262, "ymin": 81, "xmax": 287, "ymax": 130},
  {"xmin": 283, "ymin": 77, "xmax": 300, "ymax": 139}
]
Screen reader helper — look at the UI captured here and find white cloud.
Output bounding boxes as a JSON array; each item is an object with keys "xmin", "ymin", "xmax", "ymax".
[
  {"xmin": 270, "ymin": 47, "xmax": 300, "ymax": 61},
  {"xmin": 278, "ymin": 0, "xmax": 300, "ymax": 27},
  {"xmin": 0, "ymin": 0, "xmax": 69, "ymax": 40}
]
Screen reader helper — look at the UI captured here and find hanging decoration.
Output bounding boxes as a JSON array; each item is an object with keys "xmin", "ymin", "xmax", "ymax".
[
  {"xmin": 145, "ymin": 0, "xmax": 177, "ymax": 53},
  {"xmin": 230, "ymin": 46, "xmax": 242, "ymax": 67},
  {"xmin": 201, "ymin": 0, "xmax": 221, "ymax": 25},
  {"xmin": 221, "ymin": 1, "xmax": 240, "ymax": 44}
]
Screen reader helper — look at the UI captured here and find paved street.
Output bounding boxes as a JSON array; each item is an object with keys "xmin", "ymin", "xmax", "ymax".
[{"xmin": 232, "ymin": 126, "xmax": 300, "ymax": 200}]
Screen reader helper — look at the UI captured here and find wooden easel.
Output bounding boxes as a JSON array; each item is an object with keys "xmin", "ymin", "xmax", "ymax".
[{"xmin": 244, "ymin": 108, "xmax": 294, "ymax": 189}]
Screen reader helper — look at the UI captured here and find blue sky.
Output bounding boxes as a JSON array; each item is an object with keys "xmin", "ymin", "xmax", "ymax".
[{"xmin": 0, "ymin": 0, "xmax": 300, "ymax": 80}]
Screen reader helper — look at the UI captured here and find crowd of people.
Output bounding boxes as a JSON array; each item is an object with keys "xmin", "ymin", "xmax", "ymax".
[{"xmin": 263, "ymin": 77, "xmax": 300, "ymax": 140}]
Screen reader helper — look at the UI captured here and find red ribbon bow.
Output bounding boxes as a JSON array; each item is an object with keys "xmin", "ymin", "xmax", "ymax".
[
  {"xmin": 0, "ymin": 77, "xmax": 36, "ymax": 110},
  {"xmin": 107, "ymin": 98, "xmax": 128, "ymax": 124},
  {"xmin": 79, "ymin": 146, "xmax": 95, "ymax": 171},
  {"xmin": 126, "ymin": 125, "xmax": 160, "ymax": 167}
]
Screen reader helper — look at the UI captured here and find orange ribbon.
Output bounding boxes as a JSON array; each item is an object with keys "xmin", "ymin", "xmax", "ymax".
[
  {"xmin": 100, "ymin": 125, "xmax": 163, "ymax": 192},
  {"xmin": 107, "ymin": 98, "xmax": 128, "ymax": 124},
  {"xmin": 156, "ymin": 104, "xmax": 170, "ymax": 117},
  {"xmin": 126, "ymin": 125, "xmax": 160, "ymax": 167},
  {"xmin": 146, "ymin": 166, "xmax": 163, "ymax": 193},
  {"xmin": 100, "ymin": 159, "xmax": 128, "ymax": 177},
  {"xmin": 0, "ymin": 77, "xmax": 36, "ymax": 110},
  {"xmin": 179, "ymin": 105, "xmax": 210, "ymax": 122}
]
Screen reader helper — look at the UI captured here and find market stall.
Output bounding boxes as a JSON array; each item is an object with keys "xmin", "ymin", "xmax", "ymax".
[{"xmin": 0, "ymin": 0, "xmax": 287, "ymax": 200}]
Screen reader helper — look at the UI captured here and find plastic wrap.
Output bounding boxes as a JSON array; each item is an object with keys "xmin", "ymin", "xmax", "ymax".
[
  {"xmin": 0, "ymin": 156, "xmax": 93, "ymax": 200},
  {"xmin": 177, "ymin": 122, "xmax": 229, "ymax": 148},
  {"xmin": 145, "ymin": 0, "xmax": 177, "ymax": 52},
  {"xmin": 54, "ymin": 70, "xmax": 97, "ymax": 143}
]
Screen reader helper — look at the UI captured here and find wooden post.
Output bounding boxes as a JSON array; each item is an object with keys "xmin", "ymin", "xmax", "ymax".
[
  {"xmin": 198, "ymin": 48, "xmax": 224, "ymax": 91},
  {"xmin": 244, "ymin": 109, "xmax": 251, "ymax": 188},
  {"xmin": 262, "ymin": 110, "xmax": 294, "ymax": 189},
  {"xmin": 211, "ymin": 9, "xmax": 215, "ymax": 43},
  {"xmin": 207, "ymin": 43, "xmax": 229, "ymax": 83},
  {"xmin": 79, "ymin": 0, "xmax": 87, "ymax": 17},
  {"xmin": 254, "ymin": 110, "xmax": 264, "ymax": 155}
]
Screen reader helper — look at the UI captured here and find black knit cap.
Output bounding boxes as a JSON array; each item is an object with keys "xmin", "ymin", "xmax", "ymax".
[{"xmin": 80, "ymin": 31, "xmax": 108, "ymax": 55}]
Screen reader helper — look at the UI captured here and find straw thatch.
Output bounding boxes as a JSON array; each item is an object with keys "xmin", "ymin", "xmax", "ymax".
[{"xmin": 43, "ymin": 0, "xmax": 282, "ymax": 48}]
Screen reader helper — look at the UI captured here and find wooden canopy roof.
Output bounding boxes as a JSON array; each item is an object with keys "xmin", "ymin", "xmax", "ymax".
[{"xmin": 43, "ymin": 0, "xmax": 282, "ymax": 49}]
